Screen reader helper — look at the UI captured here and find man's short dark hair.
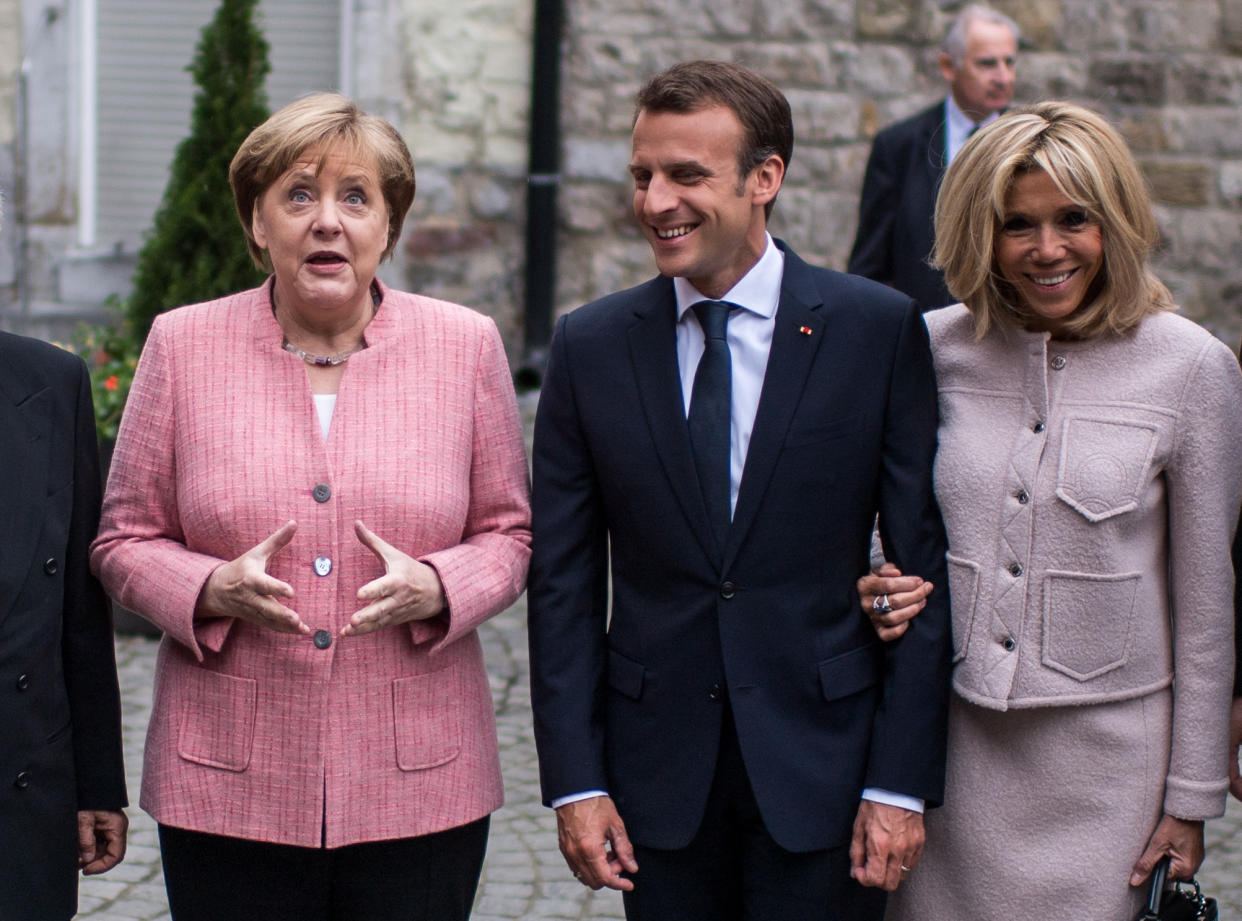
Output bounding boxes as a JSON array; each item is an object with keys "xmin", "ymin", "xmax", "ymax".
[{"xmin": 635, "ymin": 60, "xmax": 793, "ymax": 215}]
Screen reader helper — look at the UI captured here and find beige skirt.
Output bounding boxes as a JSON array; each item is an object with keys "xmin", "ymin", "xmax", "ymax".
[{"xmin": 885, "ymin": 689, "xmax": 1171, "ymax": 921}]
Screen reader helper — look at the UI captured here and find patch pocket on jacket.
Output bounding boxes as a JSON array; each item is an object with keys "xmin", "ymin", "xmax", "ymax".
[
  {"xmin": 1055, "ymin": 417, "xmax": 1157, "ymax": 522},
  {"xmin": 945, "ymin": 553, "xmax": 980, "ymax": 663},
  {"xmin": 1042, "ymin": 570, "xmax": 1141, "ymax": 681},
  {"xmin": 392, "ymin": 671, "xmax": 462, "ymax": 771},
  {"xmin": 177, "ymin": 670, "xmax": 257, "ymax": 772},
  {"xmin": 607, "ymin": 648, "xmax": 646, "ymax": 701},
  {"xmin": 818, "ymin": 644, "xmax": 881, "ymax": 702}
]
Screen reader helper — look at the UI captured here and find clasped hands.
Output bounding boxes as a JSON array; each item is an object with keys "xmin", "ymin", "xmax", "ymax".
[
  {"xmin": 555, "ymin": 795, "xmax": 922, "ymax": 893},
  {"xmin": 197, "ymin": 520, "xmax": 446, "ymax": 637}
]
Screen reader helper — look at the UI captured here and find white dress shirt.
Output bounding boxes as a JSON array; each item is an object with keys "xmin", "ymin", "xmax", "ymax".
[
  {"xmin": 554, "ymin": 234, "xmax": 922, "ymax": 815},
  {"xmin": 944, "ymin": 94, "xmax": 1000, "ymax": 165}
]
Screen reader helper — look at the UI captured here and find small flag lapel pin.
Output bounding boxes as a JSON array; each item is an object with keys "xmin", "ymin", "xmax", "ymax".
[{"xmin": 799, "ymin": 325, "xmax": 813, "ymax": 336}]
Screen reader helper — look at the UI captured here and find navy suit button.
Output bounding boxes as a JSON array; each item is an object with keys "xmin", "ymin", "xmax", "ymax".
[
  {"xmin": 313, "ymin": 630, "xmax": 333, "ymax": 650},
  {"xmin": 708, "ymin": 684, "xmax": 723, "ymax": 701},
  {"xmin": 1032, "ymin": 421, "xmax": 1045, "ymax": 434},
  {"xmin": 1008, "ymin": 562, "xmax": 1023, "ymax": 577},
  {"xmin": 313, "ymin": 483, "xmax": 332, "ymax": 503},
  {"xmin": 1016, "ymin": 491, "xmax": 1029, "ymax": 504},
  {"xmin": 719, "ymin": 581, "xmax": 736, "ymax": 600},
  {"xmin": 16, "ymin": 674, "xmax": 29, "ymax": 691},
  {"xmin": 14, "ymin": 771, "xmax": 30, "ymax": 790},
  {"xmin": 1002, "ymin": 637, "xmax": 1016, "ymax": 652},
  {"xmin": 1050, "ymin": 355, "xmax": 1066, "ymax": 370},
  {"xmin": 43, "ymin": 557, "xmax": 59, "ymax": 576}
]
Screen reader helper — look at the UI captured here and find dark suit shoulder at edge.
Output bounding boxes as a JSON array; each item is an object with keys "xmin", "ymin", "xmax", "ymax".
[{"xmin": 0, "ymin": 331, "xmax": 87, "ymax": 392}]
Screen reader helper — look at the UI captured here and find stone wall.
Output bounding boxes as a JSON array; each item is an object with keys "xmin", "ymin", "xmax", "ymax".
[
  {"xmin": 4, "ymin": 0, "xmax": 1241, "ymax": 358},
  {"xmin": 540, "ymin": 0, "xmax": 1242, "ymax": 350}
]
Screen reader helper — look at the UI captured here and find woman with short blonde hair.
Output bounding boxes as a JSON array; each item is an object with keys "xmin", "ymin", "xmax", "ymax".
[{"xmin": 860, "ymin": 101, "xmax": 1242, "ymax": 918}]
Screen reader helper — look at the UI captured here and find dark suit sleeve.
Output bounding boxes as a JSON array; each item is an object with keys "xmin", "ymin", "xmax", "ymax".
[
  {"xmin": 847, "ymin": 134, "xmax": 899, "ymax": 285},
  {"xmin": 527, "ymin": 314, "xmax": 612, "ymax": 804},
  {"xmin": 867, "ymin": 302, "xmax": 953, "ymax": 804},
  {"xmin": 61, "ymin": 357, "xmax": 127, "ymax": 810}
]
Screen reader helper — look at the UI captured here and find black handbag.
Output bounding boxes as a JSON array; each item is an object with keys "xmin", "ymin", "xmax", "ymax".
[{"xmin": 1134, "ymin": 857, "xmax": 1218, "ymax": 921}]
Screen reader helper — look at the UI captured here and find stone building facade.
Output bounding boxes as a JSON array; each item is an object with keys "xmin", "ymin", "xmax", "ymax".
[{"xmin": 2, "ymin": 0, "xmax": 1241, "ymax": 363}]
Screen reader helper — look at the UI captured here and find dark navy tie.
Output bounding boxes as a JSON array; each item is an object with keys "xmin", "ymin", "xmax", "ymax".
[{"xmin": 688, "ymin": 300, "xmax": 733, "ymax": 551}]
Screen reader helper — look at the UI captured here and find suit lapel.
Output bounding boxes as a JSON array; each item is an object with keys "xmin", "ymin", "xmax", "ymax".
[
  {"xmin": 725, "ymin": 249, "xmax": 826, "ymax": 569},
  {"xmin": 923, "ymin": 104, "xmax": 948, "ymax": 184},
  {"xmin": 0, "ymin": 351, "xmax": 50, "ymax": 627},
  {"xmin": 626, "ymin": 283, "xmax": 719, "ymax": 564}
]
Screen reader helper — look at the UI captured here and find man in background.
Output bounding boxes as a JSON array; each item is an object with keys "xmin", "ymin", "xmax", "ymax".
[{"xmin": 848, "ymin": 5, "xmax": 1020, "ymax": 310}]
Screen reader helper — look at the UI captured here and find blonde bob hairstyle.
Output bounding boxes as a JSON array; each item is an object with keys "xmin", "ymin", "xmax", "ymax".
[
  {"xmin": 932, "ymin": 100, "xmax": 1173, "ymax": 340},
  {"xmin": 229, "ymin": 93, "xmax": 416, "ymax": 271}
]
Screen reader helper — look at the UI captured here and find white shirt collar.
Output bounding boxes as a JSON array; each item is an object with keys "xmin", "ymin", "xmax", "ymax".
[
  {"xmin": 945, "ymin": 95, "xmax": 1001, "ymax": 163},
  {"xmin": 673, "ymin": 233, "xmax": 784, "ymax": 322}
]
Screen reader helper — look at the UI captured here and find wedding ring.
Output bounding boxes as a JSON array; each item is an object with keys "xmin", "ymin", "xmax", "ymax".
[
  {"xmin": 900, "ymin": 865, "xmax": 911, "ymax": 872},
  {"xmin": 873, "ymin": 594, "xmax": 893, "ymax": 614}
]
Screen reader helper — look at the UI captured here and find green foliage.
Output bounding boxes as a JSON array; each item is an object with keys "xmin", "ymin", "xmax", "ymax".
[
  {"xmin": 61, "ymin": 299, "xmax": 141, "ymax": 443},
  {"xmin": 124, "ymin": 0, "xmax": 271, "ymax": 342}
]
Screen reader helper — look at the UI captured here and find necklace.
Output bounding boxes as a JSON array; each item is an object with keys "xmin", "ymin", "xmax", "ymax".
[{"xmin": 282, "ymin": 339, "xmax": 366, "ymax": 367}]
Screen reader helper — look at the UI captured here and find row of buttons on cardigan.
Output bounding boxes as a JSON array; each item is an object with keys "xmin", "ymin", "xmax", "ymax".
[{"xmin": 313, "ymin": 483, "xmax": 334, "ymax": 649}]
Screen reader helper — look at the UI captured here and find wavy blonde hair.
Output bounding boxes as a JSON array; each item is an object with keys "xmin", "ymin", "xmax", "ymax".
[{"xmin": 933, "ymin": 100, "xmax": 1173, "ymax": 339}]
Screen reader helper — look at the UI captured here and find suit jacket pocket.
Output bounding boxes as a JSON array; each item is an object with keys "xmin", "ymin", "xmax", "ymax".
[
  {"xmin": 945, "ymin": 553, "xmax": 980, "ymax": 663},
  {"xmin": 1055, "ymin": 416, "xmax": 1157, "ymax": 522},
  {"xmin": 607, "ymin": 648, "xmax": 645, "ymax": 701},
  {"xmin": 818, "ymin": 644, "xmax": 881, "ymax": 702},
  {"xmin": 177, "ymin": 670, "xmax": 257, "ymax": 772},
  {"xmin": 1042, "ymin": 570, "xmax": 1141, "ymax": 681},
  {"xmin": 392, "ymin": 670, "xmax": 463, "ymax": 771}
]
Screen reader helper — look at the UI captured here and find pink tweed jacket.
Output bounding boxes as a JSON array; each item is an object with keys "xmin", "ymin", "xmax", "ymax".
[{"xmin": 91, "ymin": 281, "xmax": 531, "ymax": 847}]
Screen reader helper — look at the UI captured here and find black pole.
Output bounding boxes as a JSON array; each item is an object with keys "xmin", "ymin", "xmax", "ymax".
[{"xmin": 519, "ymin": 0, "xmax": 563, "ymax": 386}]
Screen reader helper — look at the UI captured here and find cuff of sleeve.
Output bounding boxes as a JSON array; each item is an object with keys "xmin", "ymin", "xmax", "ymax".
[
  {"xmin": 1162, "ymin": 774, "xmax": 1227, "ymax": 821},
  {"xmin": 861, "ymin": 787, "xmax": 925, "ymax": 814},
  {"xmin": 551, "ymin": 790, "xmax": 609, "ymax": 810}
]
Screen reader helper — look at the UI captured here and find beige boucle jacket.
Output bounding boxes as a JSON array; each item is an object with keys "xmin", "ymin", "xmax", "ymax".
[{"xmin": 927, "ymin": 304, "xmax": 1242, "ymax": 818}]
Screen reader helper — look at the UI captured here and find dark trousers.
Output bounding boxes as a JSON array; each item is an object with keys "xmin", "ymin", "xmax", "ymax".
[
  {"xmin": 622, "ymin": 706, "xmax": 885, "ymax": 921},
  {"xmin": 158, "ymin": 816, "xmax": 489, "ymax": 921}
]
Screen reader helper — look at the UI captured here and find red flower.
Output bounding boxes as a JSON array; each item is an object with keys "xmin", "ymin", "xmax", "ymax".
[{"xmin": 104, "ymin": 375, "xmax": 119, "ymax": 391}]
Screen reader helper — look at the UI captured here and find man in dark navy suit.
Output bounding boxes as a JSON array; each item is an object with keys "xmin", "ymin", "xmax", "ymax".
[
  {"xmin": 0, "ymin": 198, "xmax": 128, "ymax": 921},
  {"xmin": 848, "ymin": 5, "xmax": 1019, "ymax": 310},
  {"xmin": 529, "ymin": 60, "xmax": 952, "ymax": 921}
]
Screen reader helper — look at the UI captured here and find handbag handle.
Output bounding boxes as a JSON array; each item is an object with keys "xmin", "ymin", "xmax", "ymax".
[{"xmin": 1139, "ymin": 857, "xmax": 1171, "ymax": 919}]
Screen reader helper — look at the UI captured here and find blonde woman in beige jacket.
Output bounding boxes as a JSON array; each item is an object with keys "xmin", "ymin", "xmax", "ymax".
[{"xmin": 859, "ymin": 101, "xmax": 1242, "ymax": 919}]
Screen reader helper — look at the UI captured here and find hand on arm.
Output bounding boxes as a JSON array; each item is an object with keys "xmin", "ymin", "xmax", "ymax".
[
  {"xmin": 342, "ymin": 521, "xmax": 448, "ymax": 637},
  {"xmin": 857, "ymin": 563, "xmax": 933, "ymax": 641},
  {"xmin": 196, "ymin": 521, "xmax": 306, "ymax": 634},
  {"xmin": 849, "ymin": 799, "xmax": 925, "ymax": 891},
  {"xmin": 1130, "ymin": 814, "xmax": 1205, "ymax": 885},
  {"xmin": 78, "ymin": 809, "xmax": 128, "ymax": 875},
  {"xmin": 556, "ymin": 795, "xmax": 639, "ymax": 892}
]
